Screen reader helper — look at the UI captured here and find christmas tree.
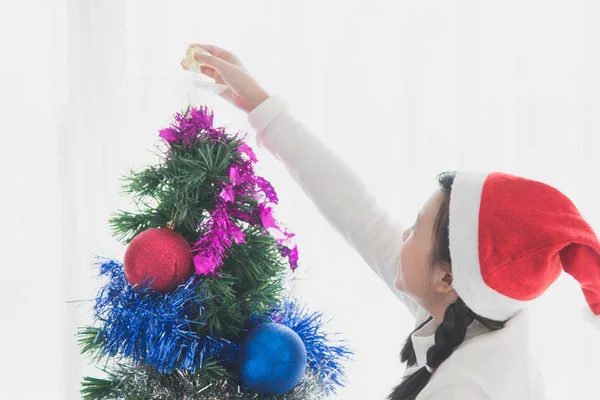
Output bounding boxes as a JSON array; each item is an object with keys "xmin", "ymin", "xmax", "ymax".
[{"xmin": 76, "ymin": 103, "xmax": 352, "ymax": 399}]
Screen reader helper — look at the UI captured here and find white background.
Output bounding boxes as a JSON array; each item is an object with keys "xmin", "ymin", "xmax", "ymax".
[{"xmin": 1, "ymin": 0, "xmax": 599, "ymax": 398}]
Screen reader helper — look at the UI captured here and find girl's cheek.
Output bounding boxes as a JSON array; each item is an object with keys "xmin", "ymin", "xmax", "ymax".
[
  {"xmin": 395, "ymin": 250, "xmax": 406, "ymax": 290},
  {"xmin": 398, "ymin": 247, "xmax": 409, "ymax": 281},
  {"xmin": 398, "ymin": 245, "xmax": 416, "ymax": 292}
]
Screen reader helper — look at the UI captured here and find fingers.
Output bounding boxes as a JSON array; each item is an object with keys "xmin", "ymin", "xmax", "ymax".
[
  {"xmin": 194, "ymin": 52, "xmax": 233, "ymax": 75},
  {"xmin": 191, "ymin": 43, "xmax": 243, "ymax": 67}
]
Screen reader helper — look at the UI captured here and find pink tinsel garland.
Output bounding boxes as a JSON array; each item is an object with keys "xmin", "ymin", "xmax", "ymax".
[{"xmin": 159, "ymin": 105, "xmax": 298, "ymax": 276}]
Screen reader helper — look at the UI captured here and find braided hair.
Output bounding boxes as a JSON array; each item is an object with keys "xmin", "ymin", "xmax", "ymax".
[{"xmin": 388, "ymin": 171, "xmax": 506, "ymax": 400}]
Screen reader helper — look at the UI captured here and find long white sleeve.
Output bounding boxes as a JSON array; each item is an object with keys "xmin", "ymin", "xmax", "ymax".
[{"xmin": 247, "ymin": 95, "xmax": 421, "ymax": 319}]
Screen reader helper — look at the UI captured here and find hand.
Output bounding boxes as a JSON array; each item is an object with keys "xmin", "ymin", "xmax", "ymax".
[{"xmin": 186, "ymin": 44, "xmax": 271, "ymax": 114}]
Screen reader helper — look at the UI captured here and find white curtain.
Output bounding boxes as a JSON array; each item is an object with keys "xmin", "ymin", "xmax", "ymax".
[{"xmin": 2, "ymin": 0, "xmax": 598, "ymax": 398}]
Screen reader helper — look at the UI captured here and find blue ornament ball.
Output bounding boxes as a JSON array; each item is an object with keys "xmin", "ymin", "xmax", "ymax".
[{"xmin": 239, "ymin": 323, "xmax": 307, "ymax": 396}]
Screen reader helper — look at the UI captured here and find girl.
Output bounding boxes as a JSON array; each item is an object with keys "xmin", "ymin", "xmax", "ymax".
[{"xmin": 190, "ymin": 44, "xmax": 600, "ymax": 400}]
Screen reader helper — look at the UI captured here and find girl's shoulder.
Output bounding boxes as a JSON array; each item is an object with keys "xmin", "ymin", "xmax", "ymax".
[{"xmin": 431, "ymin": 309, "xmax": 540, "ymax": 399}]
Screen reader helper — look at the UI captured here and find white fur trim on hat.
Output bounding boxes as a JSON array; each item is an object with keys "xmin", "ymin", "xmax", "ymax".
[{"xmin": 448, "ymin": 170, "xmax": 528, "ymax": 321}]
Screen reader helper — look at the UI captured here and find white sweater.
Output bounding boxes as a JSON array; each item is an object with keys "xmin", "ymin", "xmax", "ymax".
[{"xmin": 247, "ymin": 95, "xmax": 546, "ymax": 400}]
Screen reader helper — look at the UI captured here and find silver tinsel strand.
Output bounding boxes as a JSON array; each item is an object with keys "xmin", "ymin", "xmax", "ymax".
[
  {"xmin": 192, "ymin": 371, "xmax": 329, "ymax": 400},
  {"xmin": 104, "ymin": 361, "xmax": 332, "ymax": 399}
]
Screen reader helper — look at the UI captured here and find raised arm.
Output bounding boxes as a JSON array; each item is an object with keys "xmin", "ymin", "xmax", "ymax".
[
  {"xmin": 248, "ymin": 95, "xmax": 420, "ymax": 318},
  {"xmin": 186, "ymin": 44, "xmax": 421, "ymax": 320}
]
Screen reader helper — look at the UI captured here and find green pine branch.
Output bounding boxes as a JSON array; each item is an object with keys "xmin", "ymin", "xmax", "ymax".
[
  {"xmin": 109, "ymin": 136, "xmax": 244, "ymax": 245},
  {"xmin": 189, "ymin": 226, "xmax": 288, "ymax": 339},
  {"xmin": 78, "ymin": 326, "xmax": 109, "ymax": 364}
]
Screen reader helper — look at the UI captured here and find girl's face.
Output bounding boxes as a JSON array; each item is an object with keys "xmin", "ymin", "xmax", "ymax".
[{"xmin": 395, "ymin": 188, "xmax": 452, "ymax": 312}]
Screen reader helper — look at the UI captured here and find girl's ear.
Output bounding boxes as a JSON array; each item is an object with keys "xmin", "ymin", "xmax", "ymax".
[
  {"xmin": 442, "ymin": 272, "xmax": 453, "ymax": 284},
  {"xmin": 433, "ymin": 269, "xmax": 454, "ymax": 294}
]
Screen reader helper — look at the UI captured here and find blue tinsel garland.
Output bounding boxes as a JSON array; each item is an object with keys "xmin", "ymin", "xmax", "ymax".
[
  {"xmin": 89, "ymin": 257, "xmax": 353, "ymax": 395},
  {"xmin": 92, "ymin": 256, "xmax": 237, "ymax": 374},
  {"xmin": 269, "ymin": 299, "xmax": 354, "ymax": 395}
]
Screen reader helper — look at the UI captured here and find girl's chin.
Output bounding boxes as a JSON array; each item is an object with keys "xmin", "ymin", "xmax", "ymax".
[{"xmin": 394, "ymin": 276, "xmax": 403, "ymax": 291}]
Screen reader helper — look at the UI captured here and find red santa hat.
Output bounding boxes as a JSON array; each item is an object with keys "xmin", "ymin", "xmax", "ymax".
[{"xmin": 448, "ymin": 171, "xmax": 600, "ymax": 323}]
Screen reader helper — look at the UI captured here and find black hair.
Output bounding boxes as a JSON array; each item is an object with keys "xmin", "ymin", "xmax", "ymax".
[{"xmin": 387, "ymin": 171, "xmax": 507, "ymax": 400}]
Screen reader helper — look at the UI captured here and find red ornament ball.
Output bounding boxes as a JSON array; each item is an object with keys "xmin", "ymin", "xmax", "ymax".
[{"xmin": 123, "ymin": 227, "xmax": 194, "ymax": 293}]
